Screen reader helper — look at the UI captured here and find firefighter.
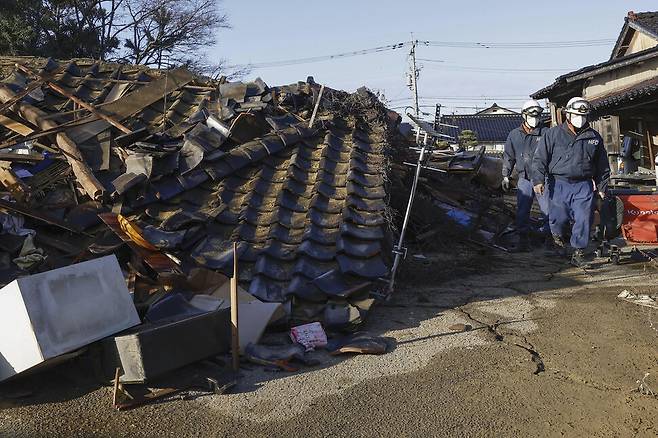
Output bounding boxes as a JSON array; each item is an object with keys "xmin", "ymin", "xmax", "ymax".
[
  {"xmin": 501, "ymin": 99, "xmax": 549, "ymax": 252},
  {"xmin": 531, "ymin": 97, "xmax": 611, "ymax": 267}
]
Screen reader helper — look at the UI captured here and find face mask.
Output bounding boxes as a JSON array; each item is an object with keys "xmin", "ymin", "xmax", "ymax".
[
  {"xmin": 524, "ymin": 115, "xmax": 539, "ymax": 128},
  {"xmin": 569, "ymin": 113, "xmax": 587, "ymax": 129}
]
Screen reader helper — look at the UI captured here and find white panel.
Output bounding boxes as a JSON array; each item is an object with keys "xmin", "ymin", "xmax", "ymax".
[
  {"xmin": 0, "ymin": 255, "xmax": 140, "ymax": 381},
  {"xmin": 0, "ymin": 281, "xmax": 42, "ymax": 381}
]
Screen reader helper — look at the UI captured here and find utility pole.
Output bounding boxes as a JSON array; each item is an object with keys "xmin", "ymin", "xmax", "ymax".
[{"xmin": 408, "ymin": 38, "xmax": 420, "ymax": 118}]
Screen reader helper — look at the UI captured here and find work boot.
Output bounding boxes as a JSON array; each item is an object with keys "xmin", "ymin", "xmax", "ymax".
[
  {"xmin": 545, "ymin": 235, "xmax": 566, "ymax": 257},
  {"xmin": 570, "ymin": 249, "xmax": 589, "ymax": 268}
]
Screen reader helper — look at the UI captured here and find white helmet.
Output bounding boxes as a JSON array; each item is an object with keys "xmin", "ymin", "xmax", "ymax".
[
  {"xmin": 564, "ymin": 97, "xmax": 591, "ymax": 129},
  {"xmin": 565, "ymin": 97, "xmax": 591, "ymax": 115},
  {"xmin": 521, "ymin": 100, "xmax": 543, "ymax": 129},
  {"xmin": 521, "ymin": 99, "xmax": 544, "ymax": 116}
]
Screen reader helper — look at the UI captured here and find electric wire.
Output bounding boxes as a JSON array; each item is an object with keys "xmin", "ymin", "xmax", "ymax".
[
  {"xmin": 226, "ymin": 42, "xmax": 409, "ymax": 69},
  {"xmin": 227, "ymin": 38, "xmax": 615, "ymax": 69}
]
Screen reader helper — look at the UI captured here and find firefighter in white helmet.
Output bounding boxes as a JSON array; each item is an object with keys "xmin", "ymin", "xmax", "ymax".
[
  {"xmin": 501, "ymin": 99, "xmax": 550, "ymax": 252},
  {"xmin": 531, "ymin": 97, "xmax": 611, "ymax": 267}
]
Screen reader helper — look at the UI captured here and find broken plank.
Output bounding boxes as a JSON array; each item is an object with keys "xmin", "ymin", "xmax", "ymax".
[
  {"xmin": 0, "ymin": 152, "xmax": 44, "ymax": 162},
  {"xmin": 46, "ymin": 82, "xmax": 132, "ymax": 134},
  {"xmin": 16, "ymin": 64, "xmax": 133, "ymax": 135},
  {"xmin": 98, "ymin": 213, "xmax": 183, "ymax": 277},
  {"xmin": 0, "ymin": 114, "xmax": 34, "ymax": 136},
  {"xmin": 0, "ymin": 117, "xmax": 91, "ymax": 150},
  {"xmin": 0, "ymin": 64, "xmax": 69, "ymax": 116},
  {"xmin": 0, "ymin": 198, "xmax": 84, "ymax": 234},
  {"xmin": 0, "ymin": 161, "xmax": 29, "ymax": 201},
  {"xmin": 68, "ymin": 68, "xmax": 195, "ymax": 144},
  {"xmin": 0, "ymin": 84, "xmax": 106, "ymax": 200}
]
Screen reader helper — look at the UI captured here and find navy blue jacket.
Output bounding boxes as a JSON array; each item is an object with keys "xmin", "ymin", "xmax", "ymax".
[
  {"xmin": 502, "ymin": 126, "xmax": 547, "ymax": 180},
  {"xmin": 531, "ymin": 123, "xmax": 611, "ymax": 193}
]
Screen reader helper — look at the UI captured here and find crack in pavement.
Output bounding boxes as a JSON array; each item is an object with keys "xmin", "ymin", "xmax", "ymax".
[
  {"xmin": 456, "ymin": 306, "xmax": 546, "ymax": 374},
  {"xmin": 451, "ymin": 260, "xmax": 560, "ymax": 377}
]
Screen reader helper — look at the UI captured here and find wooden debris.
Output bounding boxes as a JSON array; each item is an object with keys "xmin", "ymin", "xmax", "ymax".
[
  {"xmin": 0, "ymin": 161, "xmax": 29, "ymax": 202},
  {"xmin": 0, "ymin": 198, "xmax": 84, "ymax": 234},
  {"xmin": 67, "ymin": 68, "xmax": 195, "ymax": 144},
  {"xmin": 0, "ymin": 84, "xmax": 106, "ymax": 200},
  {"xmin": 0, "ymin": 114, "xmax": 33, "ymax": 136},
  {"xmin": 231, "ymin": 241, "xmax": 240, "ymax": 372}
]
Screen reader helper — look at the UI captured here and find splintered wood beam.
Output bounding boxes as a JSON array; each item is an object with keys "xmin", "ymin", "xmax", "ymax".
[
  {"xmin": 0, "ymin": 114, "xmax": 34, "ymax": 136},
  {"xmin": 0, "ymin": 64, "xmax": 68, "ymax": 116},
  {"xmin": 45, "ymin": 81, "xmax": 132, "ymax": 134},
  {"xmin": 0, "ymin": 117, "xmax": 92, "ymax": 151},
  {"xmin": 16, "ymin": 64, "xmax": 132, "ymax": 134},
  {"xmin": 0, "ymin": 84, "xmax": 106, "ymax": 200},
  {"xmin": 230, "ymin": 241, "xmax": 240, "ymax": 372}
]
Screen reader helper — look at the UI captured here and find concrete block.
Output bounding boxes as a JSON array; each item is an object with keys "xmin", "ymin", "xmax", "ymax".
[
  {"xmin": 0, "ymin": 255, "xmax": 140, "ymax": 382},
  {"xmin": 102, "ymin": 308, "xmax": 230, "ymax": 383}
]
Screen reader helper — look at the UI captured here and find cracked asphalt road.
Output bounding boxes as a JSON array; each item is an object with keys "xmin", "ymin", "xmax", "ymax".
[{"xmin": 1, "ymin": 249, "xmax": 657, "ymax": 437}]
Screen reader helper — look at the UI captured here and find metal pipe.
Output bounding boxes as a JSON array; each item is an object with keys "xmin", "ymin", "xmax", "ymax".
[{"xmin": 389, "ymin": 141, "xmax": 428, "ymax": 293}]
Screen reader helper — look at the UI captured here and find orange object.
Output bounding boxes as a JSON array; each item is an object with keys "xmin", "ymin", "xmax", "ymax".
[
  {"xmin": 117, "ymin": 214, "xmax": 158, "ymax": 251},
  {"xmin": 618, "ymin": 194, "xmax": 658, "ymax": 243}
]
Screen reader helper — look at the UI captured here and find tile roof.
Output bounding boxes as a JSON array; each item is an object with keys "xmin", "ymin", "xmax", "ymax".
[
  {"xmin": 632, "ymin": 11, "xmax": 658, "ymax": 39},
  {"xmin": 590, "ymin": 76, "xmax": 658, "ymax": 114},
  {"xmin": 531, "ymin": 45, "xmax": 658, "ymax": 100},
  {"xmin": 0, "ymin": 57, "xmax": 397, "ymax": 329},
  {"xmin": 439, "ymin": 114, "xmax": 523, "ymax": 143}
]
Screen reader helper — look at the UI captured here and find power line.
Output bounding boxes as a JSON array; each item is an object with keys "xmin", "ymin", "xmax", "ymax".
[
  {"xmin": 419, "ymin": 39, "xmax": 614, "ymax": 48},
  {"xmin": 228, "ymin": 38, "xmax": 616, "ymax": 70},
  {"xmin": 227, "ymin": 42, "xmax": 409, "ymax": 69}
]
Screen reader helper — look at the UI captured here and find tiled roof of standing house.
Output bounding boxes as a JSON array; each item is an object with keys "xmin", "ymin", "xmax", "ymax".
[{"xmin": 440, "ymin": 113, "xmax": 523, "ymax": 143}]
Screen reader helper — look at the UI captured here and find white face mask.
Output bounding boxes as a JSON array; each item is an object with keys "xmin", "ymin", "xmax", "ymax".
[
  {"xmin": 524, "ymin": 115, "xmax": 539, "ymax": 128},
  {"xmin": 568, "ymin": 113, "xmax": 587, "ymax": 129}
]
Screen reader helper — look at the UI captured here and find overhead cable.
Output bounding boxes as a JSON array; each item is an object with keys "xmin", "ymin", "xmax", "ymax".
[{"xmin": 228, "ymin": 38, "xmax": 615, "ymax": 69}]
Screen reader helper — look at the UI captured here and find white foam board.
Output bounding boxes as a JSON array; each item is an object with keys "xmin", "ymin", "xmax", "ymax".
[{"xmin": 0, "ymin": 255, "xmax": 140, "ymax": 381}]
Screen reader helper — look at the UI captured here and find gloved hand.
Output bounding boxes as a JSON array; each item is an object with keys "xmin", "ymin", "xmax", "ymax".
[
  {"xmin": 533, "ymin": 183, "xmax": 544, "ymax": 195},
  {"xmin": 501, "ymin": 177, "xmax": 510, "ymax": 192}
]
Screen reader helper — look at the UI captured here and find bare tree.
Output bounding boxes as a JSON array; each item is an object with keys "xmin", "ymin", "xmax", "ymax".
[
  {"xmin": 118, "ymin": 0, "xmax": 229, "ymax": 69},
  {"xmin": 1, "ymin": 0, "xmax": 234, "ymax": 76}
]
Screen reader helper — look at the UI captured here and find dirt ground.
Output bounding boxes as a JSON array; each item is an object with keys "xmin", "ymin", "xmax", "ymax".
[{"xmin": 1, "ymin": 246, "xmax": 657, "ymax": 437}]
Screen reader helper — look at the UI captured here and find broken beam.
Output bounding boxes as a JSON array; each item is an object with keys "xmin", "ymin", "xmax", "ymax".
[
  {"xmin": 16, "ymin": 64, "xmax": 132, "ymax": 135},
  {"xmin": 0, "ymin": 114, "xmax": 34, "ymax": 136},
  {"xmin": 0, "ymin": 198, "xmax": 83, "ymax": 234},
  {"xmin": 0, "ymin": 64, "xmax": 68, "ymax": 116},
  {"xmin": 0, "ymin": 84, "xmax": 105, "ymax": 200}
]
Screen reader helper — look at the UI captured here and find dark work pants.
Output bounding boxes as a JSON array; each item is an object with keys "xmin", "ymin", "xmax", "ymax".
[
  {"xmin": 516, "ymin": 177, "xmax": 550, "ymax": 235},
  {"xmin": 548, "ymin": 178, "xmax": 594, "ymax": 249}
]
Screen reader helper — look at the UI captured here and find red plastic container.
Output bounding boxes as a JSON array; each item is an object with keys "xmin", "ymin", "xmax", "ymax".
[{"xmin": 618, "ymin": 194, "xmax": 658, "ymax": 243}]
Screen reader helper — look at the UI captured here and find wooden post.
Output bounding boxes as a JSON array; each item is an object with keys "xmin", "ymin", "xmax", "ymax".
[
  {"xmin": 647, "ymin": 129, "xmax": 655, "ymax": 170},
  {"xmin": 230, "ymin": 241, "xmax": 240, "ymax": 372},
  {"xmin": 112, "ymin": 367, "xmax": 120, "ymax": 408},
  {"xmin": 308, "ymin": 84, "xmax": 325, "ymax": 129}
]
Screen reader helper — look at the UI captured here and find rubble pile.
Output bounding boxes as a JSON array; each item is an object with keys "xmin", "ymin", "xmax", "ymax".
[
  {"xmin": 0, "ymin": 57, "xmax": 397, "ymax": 332},
  {"xmin": 0, "ymin": 57, "xmax": 517, "ymax": 397},
  {"xmin": 391, "ymin": 145, "xmax": 518, "ymax": 252}
]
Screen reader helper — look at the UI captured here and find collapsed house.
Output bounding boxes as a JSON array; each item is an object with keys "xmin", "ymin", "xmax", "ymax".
[
  {"xmin": 0, "ymin": 56, "xmax": 520, "ymax": 392},
  {"xmin": 0, "ymin": 57, "xmax": 397, "ymax": 332}
]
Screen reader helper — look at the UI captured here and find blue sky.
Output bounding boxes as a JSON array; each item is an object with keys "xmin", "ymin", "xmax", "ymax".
[{"xmin": 211, "ymin": 0, "xmax": 657, "ymax": 114}]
